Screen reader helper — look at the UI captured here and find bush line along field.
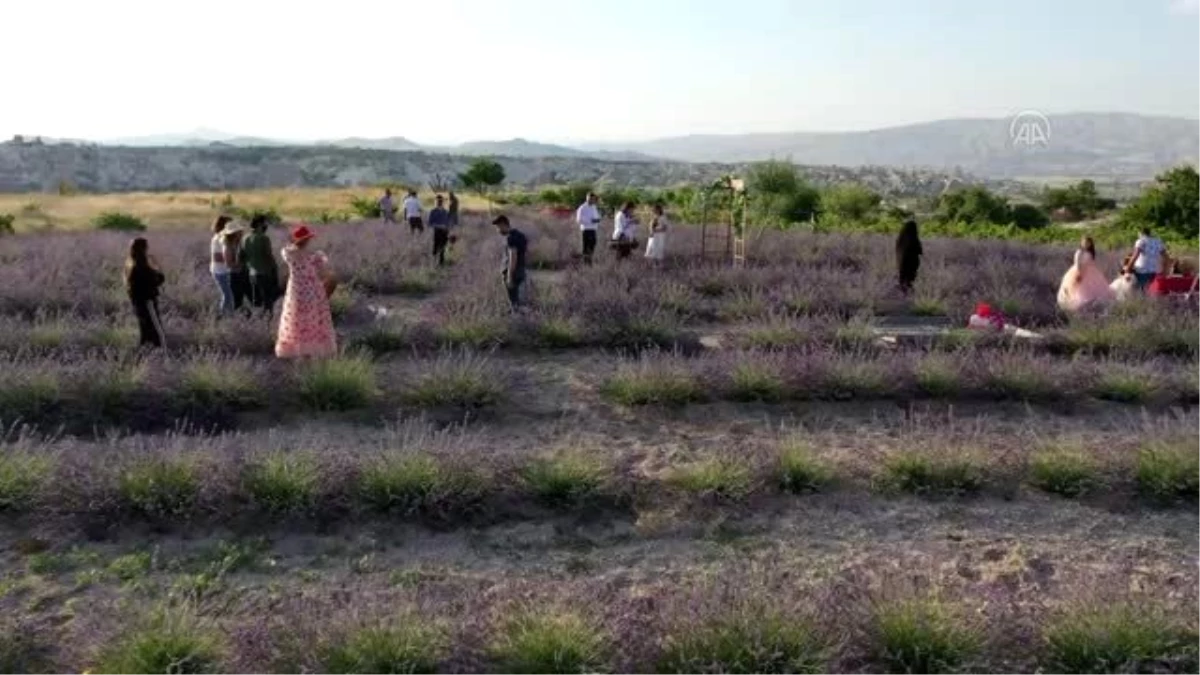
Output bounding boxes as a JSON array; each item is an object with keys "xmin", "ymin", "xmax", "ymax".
[{"xmin": 0, "ymin": 209, "xmax": 1196, "ymax": 673}]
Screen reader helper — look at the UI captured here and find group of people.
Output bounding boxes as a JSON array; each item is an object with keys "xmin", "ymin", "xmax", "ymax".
[
  {"xmin": 380, "ymin": 189, "xmax": 460, "ymax": 266},
  {"xmin": 125, "ymin": 216, "xmax": 340, "ymax": 358},
  {"xmin": 1057, "ymin": 227, "xmax": 1195, "ymax": 312},
  {"xmin": 574, "ymin": 192, "xmax": 670, "ymax": 264}
]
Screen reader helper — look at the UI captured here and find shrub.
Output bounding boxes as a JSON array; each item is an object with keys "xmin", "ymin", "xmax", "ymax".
[
  {"xmin": 878, "ymin": 450, "xmax": 985, "ymax": 497},
  {"xmin": 93, "ymin": 211, "xmax": 147, "ymax": 232},
  {"xmin": 985, "ymin": 362, "xmax": 1060, "ymax": 401},
  {"xmin": 659, "ymin": 610, "xmax": 829, "ymax": 674},
  {"xmin": 818, "ymin": 358, "xmax": 892, "ymax": 399},
  {"xmin": 1029, "ymin": 446, "xmax": 1100, "ymax": 498},
  {"xmin": 727, "ymin": 362, "xmax": 788, "ymax": 402},
  {"xmin": 871, "ymin": 598, "xmax": 980, "ymax": 674},
  {"xmin": 666, "ymin": 458, "xmax": 755, "ymax": 500},
  {"xmin": 534, "ymin": 316, "xmax": 585, "ymax": 348},
  {"xmin": 914, "ymin": 356, "xmax": 963, "ymax": 397},
  {"xmin": 349, "ymin": 195, "xmax": 382, "ymax": 219},
  {"xmin": 402, "ymin": 353, "xmax": 504, "ymax": 408},
  {"xmin": 0, "ymin": 452, "xmax": 52, "ymax": 511},
  {"xmin": 96, "ymin": 611, "xmax": 224, "ymax": 674},
  {"xmin": 1092, "ymin": 369, "xmax": 1158, "ymax": 403},
  {"xmin": 179, "ymin": 361, "xmax": 264, "ymax": 409},
  {"xmin": 244, "ymin": 453, "xmax": 320, "ymax": 514},
  {"xmin": 358, "ymin": 454, "xmax": 483, "ymax": 515},
  {"xmin": 118, "ymin": 457, "xmax": 201, "ymax": 518},
  {"xmin": 0, "ymin": 373, "xmax": 60, "ymax": 424},
  {"xmin": 489, "ymin": 610, "xmax": 606, "ymax": 674},
  {"xmin": 296, "ymin": 356, "xmax": 379, "ymax": 411},
  {"xmin": 0, "ymin": 620, "xmax": 49, "ymax": 673},
  {"xmin": 776, "ymin": 440, "xmax": 833, "ymax": 493},
  {"xmin": 0, "ymin": 213, "xmax": 14, "ymax": 236},
  {"xmin": 1043, "ymin": 604, "xmax": 1198, "ymax": 674},
  {"xmin": 601, "ymin": 364, "xmax": 705, "ymax": 406},
  {"xmin": 1136, "ymin": 441, "xmax": 1199, "ymax": 504},
  {"xmin": 519, "ymin": 452, "xmax": 610, "ymax": 506},
  {"xmin": 436, "ymin": 317, "xmax": 507, "ymax": 349},
  {"xmin": 323, "ymin": 622, "xmax": 447, "ymax": 674}
]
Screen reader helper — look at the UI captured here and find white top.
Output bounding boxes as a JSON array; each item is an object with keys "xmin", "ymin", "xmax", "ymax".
[
  {"xmin": 379, "ymin": 195, "xmax": 394, "ymax": 213},
  {"xmin": 210, "ymin": 234, "xmax": 228, "ymax": 274},
  {"xmin": 651, "ymin": 214, "xmax": 669, "ymax": 233},
  {"xmin": 403, "ymin": 196, "xmax": 422, "ymax": 219},
  {"xmin": 613, "ymin": 211, "xmax": 636, "ymax": 240},
  {"xmin": 1133, "ymin": 235, "xmax": 1164, "ymax": 273},
  {"xmin": 1074, "ymin": 249, "xmax": 1092, "ymax": 267},
  {"xmin": 576, "ymin": 202, "xmax": 601, "ymax": 231}
]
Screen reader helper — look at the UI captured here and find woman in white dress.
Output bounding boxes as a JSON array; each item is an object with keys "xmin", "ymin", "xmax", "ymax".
[
  {"xmin": 1057, "ymin": 236, "xmax": 1115, "ymax": 312},
  {"xmin": 645, "ymin": 203, "xmax": 668, "ymax": 262}
]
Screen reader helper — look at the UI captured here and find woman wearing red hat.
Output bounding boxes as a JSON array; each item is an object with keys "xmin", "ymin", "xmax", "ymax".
[{"xmin": 275, "ymin": 224, "xmax": 338, "ymax": 358}]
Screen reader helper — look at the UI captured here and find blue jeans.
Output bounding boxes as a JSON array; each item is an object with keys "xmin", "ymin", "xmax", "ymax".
[
  {"xmin": 1134, "ymin": 272, "xmax": 1157, "ymax": 291},
  {"xmin": 212, "ymin": 271, "xmax": 234, "ymax": 314}
]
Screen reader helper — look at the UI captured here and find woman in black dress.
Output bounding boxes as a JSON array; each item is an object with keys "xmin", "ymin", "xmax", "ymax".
[{"xmin": 896, "ymin": 219, "xmax": 922, "ymax": 294}]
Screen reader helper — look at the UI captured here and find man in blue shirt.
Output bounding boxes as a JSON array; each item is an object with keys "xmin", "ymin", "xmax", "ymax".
[
  {"xmin": 429, "ymin": 195, "xmax": 451, "ymax": 266},
  {"xmin": 492, "ymin": 214, "xmax": 527, "ymax": 310}
]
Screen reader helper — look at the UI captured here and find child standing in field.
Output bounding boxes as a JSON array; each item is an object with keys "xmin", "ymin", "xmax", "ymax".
[
  {"xmin": 276, "ymin": 224, "xmax": 338, "ymax": 359},
  {"xmin": 210, "ymin": 215, "xmax": 235, "ymax": 314},
  {"xmin": 125, "ymin": 237, "xmax": 167, "ymax": 348},
  {"xmin": 241, "ymin": 215, "xmax": 281, "ymax": 315}
]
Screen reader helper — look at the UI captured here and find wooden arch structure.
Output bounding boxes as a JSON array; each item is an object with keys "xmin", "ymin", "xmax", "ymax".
[{"xmin": 698, "ymin": 175, "xmax": 749, "ymax": 267}]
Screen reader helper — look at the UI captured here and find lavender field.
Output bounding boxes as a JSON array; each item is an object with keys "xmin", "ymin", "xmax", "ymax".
[{"xmin": 0, "ymin": 211, "xmax": 1196, "ymax": 673}]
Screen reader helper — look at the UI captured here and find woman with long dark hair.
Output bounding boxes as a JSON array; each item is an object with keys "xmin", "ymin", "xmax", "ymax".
[
  {"xmin": 1057, "ymin": 235, "xmax": 1114, "ymax": 312},
  {"xmin": 125, "ymin": 237, "xmax": 167, "ymax": 348},
  {"xmin": 895, "ymin": 219, "xmax": 923, "ymax": 294}
]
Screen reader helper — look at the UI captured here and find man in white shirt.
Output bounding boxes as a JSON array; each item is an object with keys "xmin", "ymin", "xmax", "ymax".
[
  {"xmin": 575, "ymin": 192, "xmax": 601, "ymax": 265},
  {"xmin": 403, "ymin": 191, "xmax": 424, "ymax": 233},
  {"xmin": 1128, "ymin": 226, "xmax": 1167, "ymax": 291}
]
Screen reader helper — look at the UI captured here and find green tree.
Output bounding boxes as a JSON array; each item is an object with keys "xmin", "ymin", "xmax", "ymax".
[
  {"xmin": 822, "ymin": 184, "xmax": 882, "ymax": 222},
  {"xmin": 746, "ymin": 160, "xmax": 820, "ymax": 227},
  {"xmin": 1010, "ymin": 203, "xmax": 1050, "ymax": 230},
  {"xmin": 1040, "ymin": 179, "xmax": 1114, "ymax": 220},
  {"xmin": 934, "ymin": 186, "xmax": 1011, "ymax": 225},
  {"xmin": 1121, "ymin": 165, "xmax": 1200, "ymax": 239},
  {"xmin": 458, "ymin": 158, "xmax": 506, "ymax": 212}
]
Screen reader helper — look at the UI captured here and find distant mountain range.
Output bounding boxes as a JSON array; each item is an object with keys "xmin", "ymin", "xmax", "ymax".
[{"xmin": 9, "ymin": 112, "xmax": 1196, "ymax": 180}]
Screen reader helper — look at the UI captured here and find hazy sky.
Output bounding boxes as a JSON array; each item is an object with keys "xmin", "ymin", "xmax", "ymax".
[{"xmin": 2, "ymin": 0, "xmax": 1197, "ymax": 144}]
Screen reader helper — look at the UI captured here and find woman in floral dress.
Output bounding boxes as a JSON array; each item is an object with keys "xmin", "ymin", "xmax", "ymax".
[{"xmin": 275, "ymin": 224, "xmax": 337, "ymax": 359}]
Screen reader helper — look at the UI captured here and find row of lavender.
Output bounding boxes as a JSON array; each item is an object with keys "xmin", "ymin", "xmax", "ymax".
[
  {"xmin": 0, "ymin": 349, "xmax": 1194, "ymax": 433},
  {"xmin": 0, "ymin": 298, "xmax": 1195, "ymax": 360},
  {"xmin": 1, "ymin": 416, "xmax": 1194, "ymax": 523},
  {"xmin": 0, "ymin": 213, "xmax": 1140, "ymax": 326},
  {"xmin": 5, "ymin": 558, "xmax": 1195, "ymax": 673}
]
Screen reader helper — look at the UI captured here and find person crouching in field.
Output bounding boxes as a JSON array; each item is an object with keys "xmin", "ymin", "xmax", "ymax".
[
  {"xmin": 241, "ymin": 215, "xmax": 281, "ymax": 315},
  {"xmin": 429, "ymin": 195, "xmax": 452, "ymax": 266},
  {"xmin": 125, "ymin": 237, "xmax": 167, "ymax": 348},
  {"xmin": 275, "ymin": 225, "xmax": 338, "ymax": 359},
  {"xmin": 895, "ymin": 219, "xmax": 923, "ymax": 294}
]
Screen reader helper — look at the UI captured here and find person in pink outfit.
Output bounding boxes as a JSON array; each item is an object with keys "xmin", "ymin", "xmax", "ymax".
[
  {"xmin": 1057, "ymin": 236, "xmax": 1115, "ymax": 313},
  {"xmin": 275, "ymin": 224, "xmax": 338, "ymax": 359}
]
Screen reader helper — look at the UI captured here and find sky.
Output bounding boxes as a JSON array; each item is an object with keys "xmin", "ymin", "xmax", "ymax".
[{"xmin": 1, "ymin": 0, "xmax": 1197, "ymax": 144}]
